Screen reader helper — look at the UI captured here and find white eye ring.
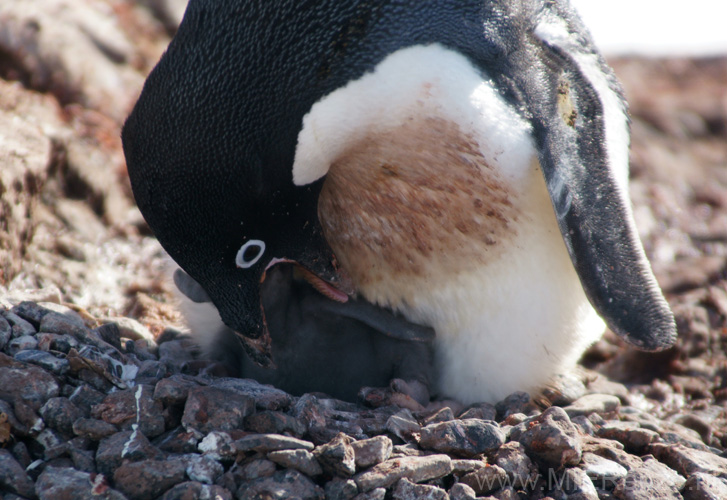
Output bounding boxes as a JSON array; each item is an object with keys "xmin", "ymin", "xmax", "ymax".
[{"xmin": 236, "ymin": 239, "xmax": 266, "ymax": 269}]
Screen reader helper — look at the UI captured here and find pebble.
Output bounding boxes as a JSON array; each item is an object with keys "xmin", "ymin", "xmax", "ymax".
[
  {"xmin": 92, "ymin": 384, "xmax": 165, "ymax": 438},
  {"xmin": 325, "ymin": 477, "xmax": 359, "ymax": 500},
  {"xmin": 231, "ymin": 458, "xmax": 277, "ymax": 481},
  {"xmin": 449, "ymin": 482, "xmax": 477, "ymax": 500},
  {"xmin": 514, "ymin": 406, "xmax": 582, "ymax": 469},
  {"xmin": 650, "ymin": 442, "xmax": 727, "ymax": 478},
  {"xmin": 152, "ymin": 373, "xmax": 201, "ymax": 406},
  {"xmin": 458, "ymin": 402, "xmax": 497, "ymax": 421},
  {"xmin": 495, "ymin": 391, "xmax": 537, "ymax": 419},
  {"xmin": 0, "ymin": 316, "xmax": 11, "ymax": 349},
  {"xmin": 113, "ymin": 458, "xmax": 187, "ymax": 499},
  {"xmin": 160, "ymin": 482, "xmax": 233, "ymax": 500},
  {"xmin": 423, "ymin": 407, "xmax": 456, "ymax": 425},
  {"xmin": 244, "ymin": 409, "xmax": 307, "ymax": 437},
  {"xmin": 181, "ymin": 386, "xmax": 254, "ymax": 433},
  {"xmin": 352, "ymin": 488, "xmax": 387, "ymax": 500},
  {"xmin": 237, "ymin": 469, "xmax": 325, "ymax": 500},
  {"xmin": 184, "ymin": 453, "xmax": 224, "ymax": 484},
  {"xmin": 392, "ymin": 477, "xmax": 449, "ymax": 500},
  {"xmin": 269, "ymin": 448, "xmax": 324, "ymax": 476},
  {"xmin": 103, "ymin": 316, "xmax": 155, "ymax": 342},
  {"xmin": 3, "ymin": 311, "xmax": 37, "ymax": 336},
  {"xmin": 39, "ymin": 397, "xmax": 84, "ymax": 437},
  {"xmin": 68, "ymin": 384, "xmax": 106, "ymax": 416},
  {"xmin": 95, "ymin": 429, "xmax": 165, "ymax": 477},
  {"xmin": 682, "ymin": 472, "xmax": 727, "ymax": 500},
  {"xmin": 386, "ymin": 408, "xmax": 421, "ymax": 442},
  {"xmin": 155, "ymin": 426, "xmax": 201, "ymax": 454},
  {"xmin": 234, "ymin": 433, "xmax": 315, "ymax": 453},
  {"xmin": 0, "ymin": 352, "xmax": 60, "ymax": 410},
  {"xmin": 313, "ymin": 432, "xmax": 357, "ymax": 477},
  {"xmin": 564, "ymin": 394, "xmax": 621, "ymax": 418},
  {"xmin": 420, "ymin": 418, "xmax": 505, "ymax": 458},
  {"xmin": 556, "ymin": 467, "xmax": 599, "ymax": 500},
  {"xmin": 493, "ymin": 441, "xmax": 539, "ymax": 489},
  {"xmin": 35, "ymin": 465, "xmax": 127, "ymax": 499},
  {"xmin": 579, "ymin": 451, "xmax": 628, "ymax": 490},
  {"xmin": 460, "ymin": 464, "xmax": 508, "ymax": 495},
  {"xmin": 14, "ymin": 349, "xmax": 70, "ymax": 375},
  {"xmin": 6, "ymin": 334, "xmax": 38, "ymax": 355},
  {"xmin": 213, "ymin": 377, "xmax": 293, "ymax": 411},
  {"xmin": 355, "ymin": 454, "xmax": 453, "ymax": 492},
  {"xmin": 613, "ymin": 457, "xmax": 685, "ymax": 500},
  {"xmin": 197, "ymin": 430, "xmax": 236, "ymax": 460},
  {"xmin": 351, "ymin": 435, "xmax": 393, "ymax": 469},
  {"xmin": 596, "ymin": 421, "xmax": 660, "ymax": 453},
  {"xmin": 0, "ymin": 449, "xmax": 36, "ymax": 498}
]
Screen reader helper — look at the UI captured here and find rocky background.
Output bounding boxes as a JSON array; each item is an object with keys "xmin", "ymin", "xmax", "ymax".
[{"xmin": 1, "ymin": 1, "xmax": 727, "ymax": 499}]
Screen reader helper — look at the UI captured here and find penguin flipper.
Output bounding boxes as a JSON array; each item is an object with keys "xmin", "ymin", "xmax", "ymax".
[{"xmin": 501, "ymin": 6, "xmax": 677, "ymax": 351}]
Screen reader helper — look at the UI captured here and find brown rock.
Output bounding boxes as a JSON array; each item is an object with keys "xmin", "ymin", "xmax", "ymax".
[
  {"xmin": 514, "ymin": 406, "xmax": 582, "ymax": 469},
  {"xmin": 0, "ymin": 352, "xmax": 60, "ymax": 410},
  {"xmin": 237, "ymin": 469, "xmax": 324, "ymax": 500},
  {"xmin": 92, "ymin": 385, "xmax": 165, "ymax": 438},
  {"xmin": 354, "ymin": 454, "xmax": 453, "ymax": 492},
  {"xmin": 420, "ymin": 419, "xmax": 505, "ymax": 458},
  {"xmin": 392, "ymin": 477, "xmax": 449, "ymax": 500},
  {"xmin": 234, "ymin": 433, "xmax": 315, "ymax": 453},
  {"xmin": 35, "ymin": 465, "xmax": 127, "ymax": 500},
  {"xmin": 181, "ymin": 386, "xmax": 254, "ymax": 433},
  {"xmin": 113, "ymin": 458, "xmax": 186, "ymax": 499},
  {"xmin": 0, "ymin": 449, "xmax": 35, "ymax": 498},
  {"xmin": 95, "ymin": 429, "xmax": 165, "ymax": 477},
  {"xmin": 159, "ymin": 482, "xmax": 233, "ymax": 500},
  {"xmin": 268, "ymin": 449, "xmax": 323, "ymax": 476},
  {"xmin": 650, "ymin": 443, "xmax": 727, "ymax": 478},
  {"xmin": 460, "ymin": 464, "xmax": 508, "ymax": 495},
  {"xmin": 613, "ymin": 457, "xmax": 685, "ymax": 500},
  {"xmin": 682, "ymin": 472, "xmax": 727, "ymax": 500},
  {"xmin": 351, "ymin": 435, "xmax": 393, "ymax": 470},
  {"xmin": 244, "ymin": 410, "xmax": 306, "ymax": 437},
  {"xmin": 313, "ymin": 432, "xmax": 357, "ymax": 477}
]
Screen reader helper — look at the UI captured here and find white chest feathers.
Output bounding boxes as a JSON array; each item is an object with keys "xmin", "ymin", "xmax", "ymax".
[{"xmin": 294, "ymin": 44, "xmax": 606, "ymax": 404}]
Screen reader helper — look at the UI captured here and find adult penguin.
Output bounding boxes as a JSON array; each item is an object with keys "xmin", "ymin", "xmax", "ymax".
[{"xmin": 123, "ymin": 0, "xmax": 676, "ymax": 404}]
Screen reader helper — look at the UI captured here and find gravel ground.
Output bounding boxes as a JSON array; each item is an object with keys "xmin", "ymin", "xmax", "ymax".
[{"xmin": 2, "ymin": 2, "xmax": 727, "ymax": 499}]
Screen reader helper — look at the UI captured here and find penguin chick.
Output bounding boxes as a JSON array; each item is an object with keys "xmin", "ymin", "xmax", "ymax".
[
  {"xmin": 175, "ymin": 265, "xmax": 434, "ymax": 404},
  {"xmin": 123, "ymin": 0, "xmax": 676, "ymax": 404}
]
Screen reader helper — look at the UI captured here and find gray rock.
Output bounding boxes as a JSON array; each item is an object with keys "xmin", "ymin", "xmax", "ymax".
[
  {"xmin": 152, "ymin": 374, "xmax": 200, "ymax": 406},
  {"xmin": 35, "ymin": 465, "xmax": 127, "ymax": 500},
  {"xmin": 579, "ymin": 452, "xmax": 627, "ymax": 490},
  {"xmin": 185, "ymin": 453, "xmax": 224, "ymax": 484},
  {"xmin": 493, "ymin": 485, "xmax": 519, "ymax": 500},
  {"xmin": 237, "ymin": 469, "xmax": 324, "ymax": 500},
  {"xmin": 92, "ymin": 384, "xmax": 165, "ymax": 438},
  {"xmin": 420, "ymin": 419, "xmax": 505, "ymax": 458},
  {"xmin": 0, "ymin": 316, "xmax": 11, "ymax": 350},
  {"xmin": 231, "ymin": 458, "xmax": 277, "ymax": 482},
  {"xmin": 313, "ymin": 432, "xmax": 357, "ymax": 477},
  {"xmin": 4, "ymin": 312, "xmax": 38, "ymax": 337},
  {"xmin": 234, "ymin": 433, "xmax": 315, "ymax": 453},
  {"xmin": 448, "ymin": 482, "xmax": 477, "ymax": 500},
  {"xmin": 0, "ymin": 449, "xmax": 35, "ymax": 498},
  {"xmin": 682, "ymin": 472, "xmax": 727, "ymax": 500},
  {"xmin": 213, "ymin": 377, "xmax": 293, "ymax": 411},
  {"xmin": 613, "ymin": 457, "xmax": 685, "ymax": 500},
  {"xmin": 354, "ymin": 454, "xmax": 453, "ymax": 492},
  {"xmin": 68, "ymin": 384, "xmax": 106, "ymax": 417},
  {"xmin": 571, "ymin": 415, "xmax": 597, "ymax": 435},
  {"xmin": 458, "ymin": 403, "xmax": 497, "ymax": 421},
  {"xmin": 555, "ymin": 467, "xmax": 599, "ymax": 500},
  {"xmin": 325, "ymin": 477, "xmax": 359, "ymax": 500},
  {"xmin": 113, "ymin": 458, "xmax": 187, "ymax": 499},
  {"xmin": 386, "ymin": 408, "xmax": 421, "ymax": 442},
  {"xmin": 514, "ymin": 406, "xmax": 582, "ymax": 469},
  {"xmin": 495, "ymin": 391, "xmax": 537, "ymax": 419},
  {"xmin": 493, "ymin": 441, "xmax": 539, "ymax": 490},
  {"xmin": 352, "ymin": 488, "xmax": 387, "ymax": 500},
  {"xmin": 6, "ymin": 334, "xmax": 39, "ymax": 355},
  {"xmin": 197, "ymin": 431, "xmax": 236, "ymax": 461},
  {"xmin": 269, "ymin": 449, "xmax": 323, "ymax": 476},
  {"xmin": 451, "ymin": 459, "xmax": 486, "ymax": 474},
  {"xmin": 244, "ymin": 410, "xmax": 306, "ymax": 437},
  {"xmin": 565, "ymin": 394, "xmax": 621, "ymax": 418},
  {"xmin": 393, "ymin": 477, "xmax": 449, "ymax": 500},
  {"xmin": 423, "ymin": 407, "xmax": 456, "ymax": 425},
  {"xmin": 460, "ymin": 464, "xmax": 508, "ymax": 495},
  {"xmin": 0, "ymin": 352, "xmax": 60, "ymax": 411},
  {"xmin": 182, "ymin": 386, "xmax": 254, "ymax": 433},
  {"xmin": 650, "ymin": 443, "xmax": 727, "ymax": 478},
  {"xmin": 95, "ymin": 429, "xmax": 165, "ymax": 477},
  {"xmin": 39, "ymin": 397, "xmax": 84, "ymax": 437},
  {"xmin": 104, "ymin": 316, "xmax": 155, "ymax": 342},
  {"xmin": 14, "ymin": 349, "xmax": 70, "ymax": 375},
  {"xmin": 351, "ymin": 435, "xmax": 393, "ymax": 469},
  {"xmin": 597, "ymin": 421, "xmax": 660, "ymax": 453},
  {"xmin": 154, "ymin": 426, "xmax": 201, "ymax": 455},
  {"xmin": 159, "ymin": 481, "xmax": 233, "ymax": 500}
]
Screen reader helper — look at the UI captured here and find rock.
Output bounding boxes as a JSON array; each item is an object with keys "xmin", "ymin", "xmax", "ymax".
[
  {"xmin": 268, "ymin": 449, "xmax": 323, "ymax": 476},
  {"xmin": 458, "ymin": 403, "xmax": 497, "ymax": 421},
  {"xmin": 154, "ymin": 426, "xmax": 201, "ymax": 455},
  {"xmin": 35, "ymin": 465, "xmax": 127, "ymax": 500},
  {"xmin": 493, "ymin": 441, "xmax": 539, "ymax": 489},
  {"xmin": 386, "ymin": 408, "xmax": 421, "ymax": 442},
  {"xmin": 159, "ymin": 481, "xmax": 233, "ymax": 500},
  {"xmin": 325, "ymin": 477, "xmax": 359, "ymax": 500},
  {"xmin": 68, "ymin": 384, "xmax": 106, "ymax": 417},
  {"xmin": 352, "ymin": 488, "xmax": 387, "ymax": 500},
  {"xmin": 451, "ymin": 459, "xmax": 486, "ymax": 474},
  {"xmin": 448, "ymin": 482, "xmax": 477, "ymax": 500},
  {"xmin": 579, "ymin": 452, "xmax": 628, "ymax": 490},
  {"xmin": 682, "ymin": 472, "xmax": 727, "ymax": 500},
  {"xmin": 185, "ymin": 453, "xmax": 224, "ymax": 484},
  {"xmin": 237, "ymin": 469, "xmax": 324, "ymax": 500},
  {"xmin": 230, "ymin": 458, "xmax": 277, "ymax": 482},
  {"xmin": 113, "ymin": 458, "xmax": 187, "ymax": 499},
  {"xmin": 422, "ymin": 407, "xmax": 456, "ymax": 425},
  {"xmin": 392, "ymin": 477, "xmax": 449, "ymax": 500},
  {"xmin": 0, "ymin": 352, "xmax": 60, "ymax": 410},
  {"xmin": 495, "ymin": 392, "xmax": 537, "ymax": 419},
  {"xmin": 597, "ymin": 421, "xmax": 660, "ymax": 453},
  {"xmin": 6, "ymin": 334, "xmax": 39, "ymax": 355},
  {"xmin": 514, "ymin": 406, "xmax": 582, "ymax": 469},
  {"xmin": 92, "ymin": 384, "xmax": 165, "ymax": 438},
  {"xmin": 555, "ymin": 467, "xmax": 599, "ymax": 500},
  {"xmin": 0, "ymin": 316, "xmax": 10, "ymax": 350},
  {"xmin": 650, "ymin": 443, "xmax": 727, "ymax": 478},
  {"xmin": 181, "ymin": 386, "xmax": 254, "ymax": 433},
  {"xmin": 0, "ymin": 449, "xmax": 36, "ymax": 498},
  {"xmin": 197, "ymin": 431, "xmax": 236, "ymax": 461},
  {"xmin": 39, "ymin": 397, "xmax": 84, "ymax": 437},
  {"xmin": 213, "ymin": 378, "xmax": 293, "ymax": 411},
  {"xmin": 72, "ymin": 417, "xmax": 118, "ymax": 440},
  {"xmin": 95, "ymin": 430, "xmax": 165, "ymax": 477},
  {"xmin": 4, "ymin": 312, "xmax": 38, "ymax": 337},
  {"xmin": 14, "ymin": 349, "xmax": 70, "ymax": 375},
  {"xmin": 313, "ymin": 432, "xmax": 357, "ymax": 477},
  {"xmin": 234, "ymin": 434, "xmax": 315, "ymax": 453},
  {"xmin": 152, "ymin": 374, "xmax": 200, "ymax": 406},
  {"xmin": 104, "ymin": 316, "xmax": 155, "ymax": 342},
  {"xmin": 351, "ymin": 435, "xmax": 393, "ymax": 469},
  {"xmin": 420, "ymin": 419, "xmax": 505, "ymax": 458},
  {"xmin": 244, "ymin": 410, "xmax": 306, "ymax": 437},
  {"xmin": 565, "ymin": 394, "xmax": 621, "ymax": 418},
  {"xmin": 354, "ymin": 454, "xmax": 453, "ymax": 492},
  {"xmin": 613, "ymin": 457, "xmax": 685, "ymax": 500},
  {"xmin": 460, "ymin": 464, "xmax": 508, "ymax": 495}
]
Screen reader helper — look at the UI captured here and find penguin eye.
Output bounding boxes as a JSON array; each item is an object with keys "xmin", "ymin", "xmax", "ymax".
[{"xmin": 236, "ymin": 239, "xmax": 266, "ymax": 269}]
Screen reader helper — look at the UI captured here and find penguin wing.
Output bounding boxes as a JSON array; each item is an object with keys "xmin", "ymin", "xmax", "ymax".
[{"xmin": 492, "ymin": 4, "xmax": 676, "ymax": 350}]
